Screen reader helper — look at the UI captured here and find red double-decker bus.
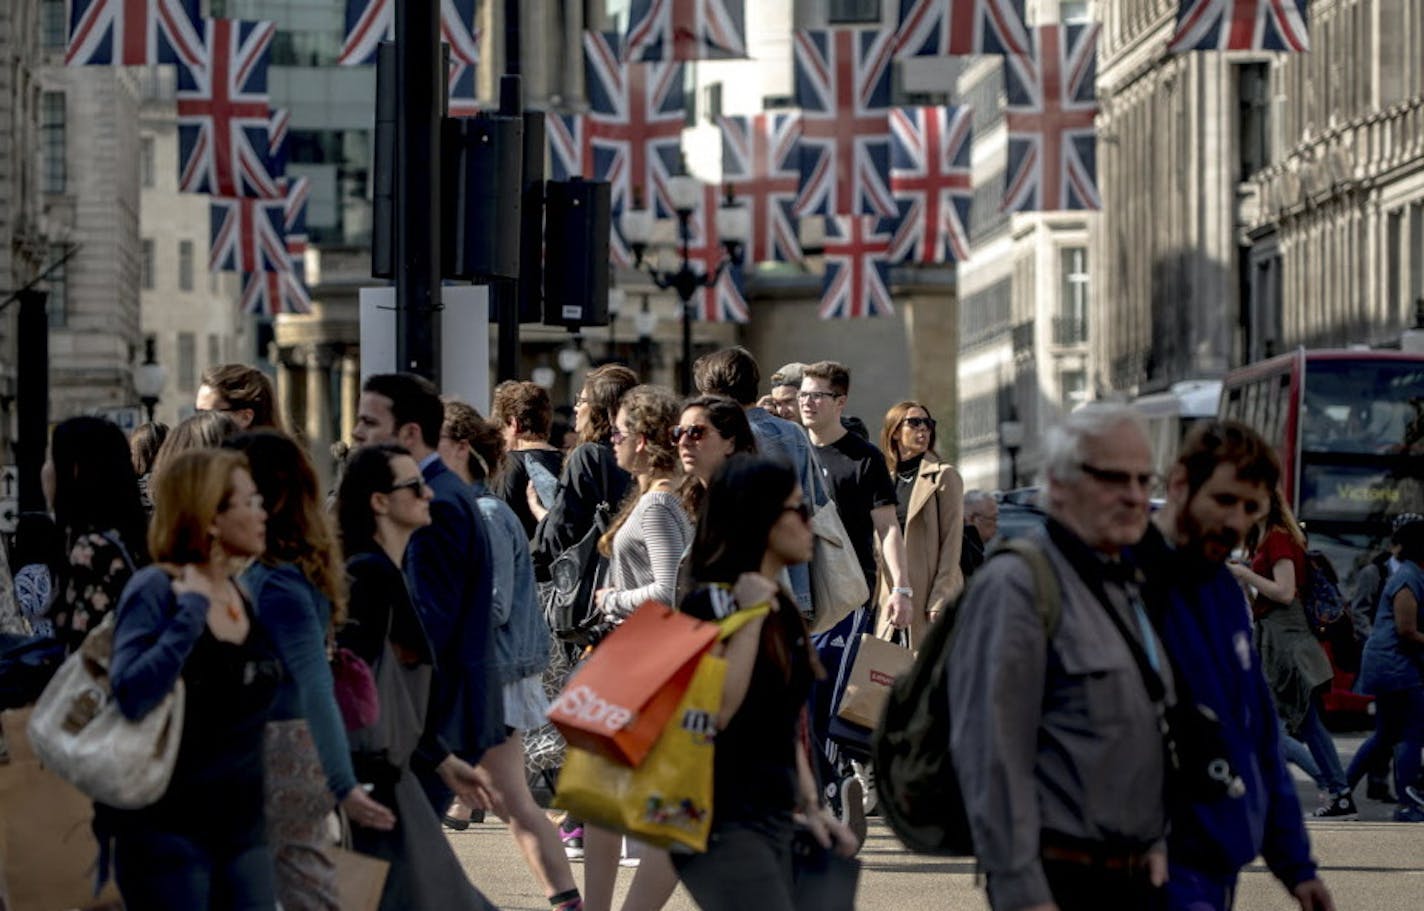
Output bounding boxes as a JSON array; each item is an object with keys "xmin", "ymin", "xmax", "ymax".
[{"xmin": 1219, "ymin": 348, "xmax": 1424, "ymax": 717}]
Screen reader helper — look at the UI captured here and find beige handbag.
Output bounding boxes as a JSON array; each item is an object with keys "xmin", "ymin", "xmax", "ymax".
[
  {"xmin": 808, "ymin": 498, "xmax": 870, "ymax": 634},
  {"xmin": 835, "ymin": 634, "xmax": 915, "ymax": 729},
  {"xmin": 326, "ymin": 810, "xmax": 390, "ymax": 911},
  {"xmin": 27, "ymin": 612, "xmax": 185, "ymax": 810}
]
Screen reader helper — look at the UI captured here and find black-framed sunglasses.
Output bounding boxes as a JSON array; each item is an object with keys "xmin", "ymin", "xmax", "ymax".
[
  {"xmin": 389, "ymin": 476, "xmax": 427, "ymax": 496},
  {"xmin": 672, "ymin": 424, "xmax": 711, "ymax": 444},
  {"xmin": 782, "ymin": 502, "xmax": 814, "ymax": 523},
  {"xmin": 901, "ymin": 416, "xmax": 937, "ymax": 431},
  {"xmin": 1079, "ymin": 462, "xmax": 1156, "ymax": 490}
]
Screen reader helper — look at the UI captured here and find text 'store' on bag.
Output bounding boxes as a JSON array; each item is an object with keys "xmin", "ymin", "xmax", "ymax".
[
  {"xmin": 547, "ymin": 602, "xmax": 720, "ymax": 767},
  {"xmin": 553, "ymin": 652, "xmax": 726, "ymax": 853},
  {"xmin": 872, "ymin": 539, "xmax": 1061, "ymax": 856}
]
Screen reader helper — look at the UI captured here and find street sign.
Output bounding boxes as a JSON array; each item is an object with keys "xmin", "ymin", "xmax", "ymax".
[
  {"xmin": 0, "ymin": 497, "xmax": 17, "ymax": 534},
  {"xmin": 0, "ymin": 465, "xmax": 16, "ymax": 500}
]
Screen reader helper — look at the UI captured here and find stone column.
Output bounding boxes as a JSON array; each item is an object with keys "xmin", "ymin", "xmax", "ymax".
[
  {"xmin": 304, "ymin": 344, "xmax": 330, "ymax": 451},
  {"xmin": 271, "ymin": 344, "xmax": 295, "ymax": 432},
  {"xmin": 339, "ymin": 352, "xmax": 359, "ymax": 445}
]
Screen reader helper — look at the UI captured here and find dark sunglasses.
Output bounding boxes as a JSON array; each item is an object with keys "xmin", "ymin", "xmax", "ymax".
[
  {"xmin": 782, "ymin": 502, "xmax": 814, "ymax": 523},
  {"xmin": 672, "ymin": 424, "xmax": 711, "ymax": 443},
  {"xmin": 389, "ymin": 476, "xmax": 427, "ymax": 496},
  {"xmin": 1079, "ymin": 462, "xmax": 1156, "ymax": 490},
  {"xmin": 901, "ymin": 416, "xmax": 937, "ymax": 431}
]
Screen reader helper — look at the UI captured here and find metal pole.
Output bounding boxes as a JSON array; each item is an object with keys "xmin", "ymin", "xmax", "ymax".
[
  {"xmin": 678, "ymin": 214, "xmax": 694, "ymax": 394},
  {"xmin": 394, "ymin": 0, "xmax": 442, "ymax": 380},
  {"xmin": 494, "ymin": 0, "xmax": 525, "ymax": 382},
  {"xmin": 16, "ymin": 290, "xmax": 49, "ymax": 514}
]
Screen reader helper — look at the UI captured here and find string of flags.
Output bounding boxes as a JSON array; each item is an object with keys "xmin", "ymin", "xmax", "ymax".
[
  {"xmin": 66, "ymin": 1, "xmax": 1311, "ymax": 322},
  {"xmin": 553, "ymin": 0, "xmax": 1311, "ymax": 321}
]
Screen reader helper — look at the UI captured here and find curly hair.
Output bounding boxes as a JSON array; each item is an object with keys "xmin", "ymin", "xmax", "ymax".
[
  {"xmin": 579, "ymin": 364, "xmax": 639, "ymax": 445},
  {"xmin": 599, "ymin": 384, "xmax": 685, "ymax": 556},
  {"xmin": 442, "ymin": 400, "xmax": 506, "ymax": 482},
  {"xmin": 224, "ymin": 430, "xmax": 348, "ymax": 626}
]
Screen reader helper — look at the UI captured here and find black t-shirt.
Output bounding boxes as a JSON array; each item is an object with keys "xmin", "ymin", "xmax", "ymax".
[
  {"xmin": 816, "ymin": 431, "xmax": 898, "ymax": 593},
  {"xmin": 894, "ymin": 454, "xmax": 923, "ymax": 530},
  {"xmin": 495, "ymin": 448, "xmax": 565, "ymax": 539},
  {"xmin": 680, "ymin": 586, "xmax": 816, "ymax": 823}
]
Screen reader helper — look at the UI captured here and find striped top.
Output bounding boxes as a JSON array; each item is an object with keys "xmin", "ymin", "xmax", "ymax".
[{"xmin": 604, "ymin": 490, "xmax": 694, "ymax": 617}]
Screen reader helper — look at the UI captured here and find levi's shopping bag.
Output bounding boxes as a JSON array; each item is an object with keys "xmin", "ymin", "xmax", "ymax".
[
  {"xmin": 547, "ymin": 601, "xmax": 720, "ymax": 767},
  {"xmin": 835, "ymin": 633, "xmax": 914, "ymax": 730},
  {"xmin": 551, "ymin": 605, "xmax": 769, "ymax": 852}
]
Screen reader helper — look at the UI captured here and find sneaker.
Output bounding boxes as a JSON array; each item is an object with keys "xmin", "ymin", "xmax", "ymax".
[
  {"xmin": 838, "ymin": 775, "xmax": 867, "ymax": 849},
  {"xmin": 1393, "ymin": 803, "xmax": 1424, "ymax": 823},
  {"xmin": 560, "ymin": 822, "xmax": 585, "ymax": 860},
  {"xmin": 1367, "ymin": 778, "xmax": 1397, "ymax": 803},
  {"xmin": 1311, "ymin": 793, "xmax": 1358, "ymax": 820},
  {"xmin": 851, "ymin": 759, "xmax": 878, "ymax": 817}
]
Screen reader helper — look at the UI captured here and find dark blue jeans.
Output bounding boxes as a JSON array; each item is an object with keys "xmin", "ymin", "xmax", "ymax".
[
  {"xmin": 1295, "ymin": 701, "xmax": 1348, "ymax": 795},
  {"xmin": 114, "ymin": 824, "xmax": 276, "ymax": 910},
  {"xmin": 672, "ymin": 816, "xmax": 797, "ymax": 911},
  {"xmin": 1347, "ymin": 685, "xmax": 1424, "ymax": 801},
  {"xmin": 1165, "ymin": 861, "xmax": 1237, "ymax": 911}
]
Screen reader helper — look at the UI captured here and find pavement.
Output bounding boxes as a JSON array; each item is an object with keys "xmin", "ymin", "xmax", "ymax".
[{"xmin": 446, "ymin": 731, "xmax": 1423, "ymax": 910}]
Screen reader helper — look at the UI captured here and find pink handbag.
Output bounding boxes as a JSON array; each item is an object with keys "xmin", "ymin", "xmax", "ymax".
[{"xmin": 330, "ymin": 647, "xmax": 379, "ymax": 732}]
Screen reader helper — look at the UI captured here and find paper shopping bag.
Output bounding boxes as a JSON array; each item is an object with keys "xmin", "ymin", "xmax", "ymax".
[
  {"xmin": 0, "ymin": 760, "xmax": 121, "ymax": 910},
  {"xmin": 548, "ymin": 602, "xmax": 719, "ymax": 766},
  {"xmin": 325, "ymin": 845, "xmax": 389, "ymax": 911},
  {"xmin": 552, "ymin": 651, "xmax": 725, "ymax": 852},
  {"xmin": 835, "ymin": 634, "xmax": 914, "ymax": 730}
]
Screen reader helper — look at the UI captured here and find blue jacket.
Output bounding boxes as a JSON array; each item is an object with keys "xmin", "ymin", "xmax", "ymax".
[
  {"xmin": 242, "ymin": 561, "xmax": 358, "ymax": 798},
  {"xmin": 1136, "ymin": 527, "xmax": 1317, "ymax": 888},
  {"xmin": 472, "ymin": 482, "xmax": 550, "ymax": 685},
  {"xmin": 405, "ymin": 455, "xmax": 504, "ymax": 765}
]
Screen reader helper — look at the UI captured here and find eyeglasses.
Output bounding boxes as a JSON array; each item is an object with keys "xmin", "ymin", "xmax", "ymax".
[
  {"xmin": 797, "ymin": 391, "xmax": 843, "ymax": 404},
  {"xmin": 672, "ymin": 424, "xmax": 711, "ymax": 444},
  {"xmin": 389, "ymin": 477, "xmax": 428, "ymax": 496},
  {"xmin": 782, "ymin": 502, "xmax": 814, "ymax": 523},
  {"xmin": 609, "ymin": 429, "xmax": 629, "ymax": 445},
  {"xmin": 901, "ymin": 416, "xmax": 937, "ymax": 431},
  {"xmin": 1079, "ymin": 463, "xmax": 1156, "ymax": 490}
]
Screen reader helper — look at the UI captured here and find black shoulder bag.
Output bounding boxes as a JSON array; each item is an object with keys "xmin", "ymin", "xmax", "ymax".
[{"xmin": 540, "ymin": 451, "xmax": 614, "ymax": 646}]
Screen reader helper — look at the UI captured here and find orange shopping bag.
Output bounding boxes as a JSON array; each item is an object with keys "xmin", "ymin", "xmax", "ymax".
[{"xmin": 547, "ymin": 602, "xmax": 719, "ymax": 766}]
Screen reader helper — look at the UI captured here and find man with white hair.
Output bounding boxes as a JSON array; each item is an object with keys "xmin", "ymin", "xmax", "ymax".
[{"xmin": 949, "ymin": 404, "xmax": 1171, "ymax": 911}]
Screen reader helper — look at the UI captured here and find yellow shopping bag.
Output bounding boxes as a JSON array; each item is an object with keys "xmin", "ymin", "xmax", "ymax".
[{"xmin": 553, "ymin": 605, "xmax": 767, "ymax": 852}]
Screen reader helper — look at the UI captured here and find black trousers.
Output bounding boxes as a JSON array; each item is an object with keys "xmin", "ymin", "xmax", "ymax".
[{"xmin": 1043, "ymin": 858, "xmax": 1166, "ymax": 911}]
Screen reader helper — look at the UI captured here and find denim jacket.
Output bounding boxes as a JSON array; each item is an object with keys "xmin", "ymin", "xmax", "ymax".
[{"xmin": 473, "ymin": 482, "xmax": 550, "ymax": 684}]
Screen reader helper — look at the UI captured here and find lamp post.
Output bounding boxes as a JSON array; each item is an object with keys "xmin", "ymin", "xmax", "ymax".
[
  {"xmin": 999, "ymin": 416, "xmax": 1025, "ymax": 490},
  {"xmin": 606, "ymin": 286, "xmax": 626, "ymax": 361},
  {"xmin": 557, "ymin": 335, "xmax": 587, "ymax": 405},
  {"xmin": 619, "ymin": 177, "xmax": 748, "ymax": 394},
  {"xmin": 133, "ymin": 336, "xmax": 167, "ymax": 424}
]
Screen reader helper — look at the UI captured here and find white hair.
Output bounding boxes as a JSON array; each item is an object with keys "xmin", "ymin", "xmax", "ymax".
[
  {"xmin": 964, "ymin": 489, "xmax": 995, "ymax": 512},
  {"xmin": 1038, "ymin": 403, "xmax": 1148, "ymax": 489}
]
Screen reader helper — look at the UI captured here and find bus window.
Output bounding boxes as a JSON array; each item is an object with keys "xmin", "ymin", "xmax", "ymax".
[{"xmin": 1303, "ymin": 359, "xmax": 1424, "ymax": 454}]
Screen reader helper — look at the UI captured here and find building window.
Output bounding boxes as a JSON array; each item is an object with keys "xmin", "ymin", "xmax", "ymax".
[
  {"xmin": 1057, "ymin": 246, "xmax": 1089, "ymax": 344},
  {"xmin": 141, "ymin": 238, "xmax": 155, "ymax": 290},
  {"xmin": 178, "ymin": 240, "xmax": 194, "ymax": 291},
  {"xmin": 41, "ymin": 91, "xmax": 66, "ymax": 194},
  {"xmin": 1238, "ymin": 63, "xmax": 1271, "ymax": 181},
  {"xmin": 177, "ymin": 332, "xmax": 196, "ymax": 392},
  {"xmin": 41, "ymin": 0, "xmax": 66, "ymax": 50},
  {"xmin": 45, "ymin": 243, "xmax": 67, "ymax": 328},
  {"xmin": 1060, "ymin": 369, "xmax": 1088, "ymax": 411},
  {"xmin": 829, "ymin": 0, "xmax": 881, "ymax": 24},
  {"xmin": 705, "ymin": 82, "xmax": 723, "ymax": 122},
  {"xmin": 140, "ymin": 136, "xmax": 156, "ymax": 187},
  {"xmin": 208, "ymin": 334, "xmax": 221, "ymax": 370},
  {"xmin": 1059, "ymin": 1, "xmax": 1091, "ymax": 25}
]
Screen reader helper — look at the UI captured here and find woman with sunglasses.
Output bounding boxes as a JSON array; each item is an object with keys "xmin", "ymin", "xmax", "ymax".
[
  {"xmin": 872, "ymin": 402, "xmax": 964, "ymax": 647},
  {"xmin": 336, "ymin": 444, "xmax": 494, "ymax": 910},
  {"xmin": 226, "ymin": 431, "xmax": 395, "ymax": 910},
  {"xmin": 673, "ymin": 455, "xmax": 855, "ymax": 908},
  {"xmin": 675, "ymin": 394, "xmax": 757, "ymax": 517},
  {"xmin": 585, "ymin": 384, "xmax": 692, "ymax": 911}
]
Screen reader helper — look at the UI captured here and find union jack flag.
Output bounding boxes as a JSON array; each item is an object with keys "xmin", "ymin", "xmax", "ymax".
[
  {"xmin": 337, "ymin": 0, "xmax": 481, "ymax": 67},
  {"xmin": 718, "ymin": 112, "xmax": 803, "ymax": 264},
  {"xmin": 793, "ymin": 28, "xmax": 896, "ymax": 217},
  {"xmin": 282, "ymin": 176, "xmax": 311, "ymax": 235},
  {"xmin": 547, "ymin": 113, "xmax": 636, "ymax": 267},
  {"xmin": 622, "ymin": 0, "xmax": 747, "ymax": 62},
  {"xmin": 888, "ymin": 105, "xmax": 973, "ymax": 264},
  {"xmin": 819, "ymin": 215, "xmax": 894, "ymax": 319},
  {"xmin": 1168, "ymin": 0, "xmax": 1309, "ymax": 53},
  {"xmin": 894, "ymin": 0, "xmax": 1029, "ymax": 58},
  {"xmin": 209, "ymin": 196, "xmax": 287, "ymax": 273},
  {"xmin": 241, "ymin": 266, "xmax": 311, "ymax": 315},
  {"xmin": 176, "ymin": 18, "xmax": 280, "ymax": 198},
  {"xmin": 685, "ymin": 183, "xmax": 748, "ymax": 323},
  {"xmin": 551, "ymin": 32, "xmax": 686, "ymax": 219},
  {"xmin": 267, "ymin": 107, "xmax": 290, "ymax": 174},
  {"xmin": 1002, "ymin": 23, "xmax": 1100, "ymax": 213},
  {"xmin": 65, "ymin": 0, "xmax": 203, "ymax": 67}
]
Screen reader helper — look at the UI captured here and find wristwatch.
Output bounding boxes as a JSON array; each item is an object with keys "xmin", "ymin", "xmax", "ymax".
[{"xmin": 891, "ymin": 586, "xmax": 913, "ymax": 597}]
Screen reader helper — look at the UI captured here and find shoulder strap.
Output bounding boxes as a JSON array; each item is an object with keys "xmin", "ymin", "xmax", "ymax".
[{"xmin": 992, "ymin": 538, "xmax": 1063, "ymax": 638}]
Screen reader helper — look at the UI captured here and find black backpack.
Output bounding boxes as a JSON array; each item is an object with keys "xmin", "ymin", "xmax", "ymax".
[
  {"xmin": 538, "ymin": 452, "xmax": 614, "ymax": 646},
  {"xmin": 872, "ymin": 538, "xmax": 1061, "ymax": 855}
]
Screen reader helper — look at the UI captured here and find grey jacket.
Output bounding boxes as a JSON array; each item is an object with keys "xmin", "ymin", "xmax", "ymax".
[{"xmin": 948, "ymin": 525, "xmax": 1172, "ymax": 910}]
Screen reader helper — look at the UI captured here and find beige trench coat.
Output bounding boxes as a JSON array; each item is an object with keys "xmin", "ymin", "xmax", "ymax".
[{"xmin": 873, "ymin": 454, "xmax": 965, "ymax": 648}]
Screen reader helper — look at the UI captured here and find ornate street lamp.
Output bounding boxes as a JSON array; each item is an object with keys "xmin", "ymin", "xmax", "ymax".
[
  {"xmin": 133, "ymin": 336, "xmax": 167, "ymax": 423},
  {"xmin": 619, "ymin": 177, "xmax": 749, "ymax": 393},
  {"xmin": 999, "ymin": 416, "xmax": 1025, "ymax": 490}
]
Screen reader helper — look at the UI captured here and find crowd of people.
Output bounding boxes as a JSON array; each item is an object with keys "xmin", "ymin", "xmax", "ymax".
[{"xmin": 1, "ymin": 348, "xmax": 1420, "ymax": 911}]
